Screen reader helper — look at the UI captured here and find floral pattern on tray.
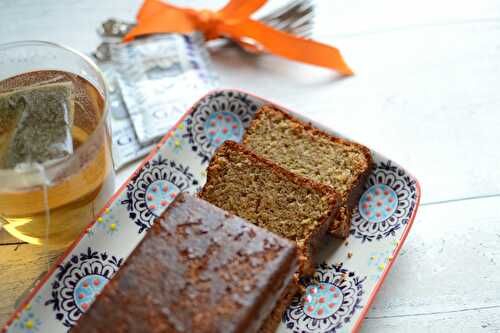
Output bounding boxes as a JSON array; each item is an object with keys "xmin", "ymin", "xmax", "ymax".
[
  {"xmin": 121, "ymin": 156, "xmax": 200, "ymax": 233},
  {"xmin": 350, "ymin": 161, "xmax": 418, "ymax": 242},
  {"xmin": 284, "ymin": 263, "xmax": 366, "ymax": 333},
  {"xmin": 2, "ymin": 90, "xmax": 420, "ymax": 333}
]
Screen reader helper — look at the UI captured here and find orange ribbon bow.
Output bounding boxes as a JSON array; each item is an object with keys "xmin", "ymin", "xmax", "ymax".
[{"xmin": 124, "ymin": 0, "xmax": 353, "ymax": 75}]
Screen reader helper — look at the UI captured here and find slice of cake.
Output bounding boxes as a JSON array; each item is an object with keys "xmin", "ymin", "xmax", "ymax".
[
  {"xmin": 72, "ymin": 193, "xmax": 298, "ymax": 333},
  {"xmin": 199, "ymin": 141, "xmax": 339, "ymax": 276},
  {"xmin": 243, "ymin": 105, "xmax": 373, "ymax": 238}
]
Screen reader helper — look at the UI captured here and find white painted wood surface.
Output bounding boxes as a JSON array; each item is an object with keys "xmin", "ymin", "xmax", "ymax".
[
  {"xmin": 1, "ymin": 0, "xmax": 500, "ymax": 331},
  {"xmin": 0, "ymin": 245, "xmax": 60, "ymax": 326}
]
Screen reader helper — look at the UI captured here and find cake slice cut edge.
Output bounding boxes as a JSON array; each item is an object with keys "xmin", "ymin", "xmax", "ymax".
[
  {"xmin": 243, "ymin": 105, "xmax": 373, "ymax": 238},
  {"xmin": 199, "ymin": 141, "xmax": 340, "ymax": 276}
]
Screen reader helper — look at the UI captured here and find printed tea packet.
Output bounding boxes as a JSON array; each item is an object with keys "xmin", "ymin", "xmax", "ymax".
[
  {"xmin": 94, "ymin": 32, "xmax": 218, "ymax": 169},
  {"xmin": 99, "ymin": 63, "xmax": 157, "ymax": 170},
  {"xmin": 0, "ymin": 82, "xmax": 75, "ymax": 169},
  {"xmin": 110, "ymin": 33, "xmax": 218, "ymax": 145}
]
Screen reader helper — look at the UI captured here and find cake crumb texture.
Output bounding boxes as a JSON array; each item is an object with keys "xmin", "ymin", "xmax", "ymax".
[
  {"xmin": 200, "ymin": 141, "xmax": 338, "ymax": 275},
  {"xmin": 243, "ymin": 105, "xmax": 372, "ymax": 237}
]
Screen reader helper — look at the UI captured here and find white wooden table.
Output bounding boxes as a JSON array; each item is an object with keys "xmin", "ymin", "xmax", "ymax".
[{"xmin": 1, "ymin": 0, "xmax": 500, "ymax": 331}]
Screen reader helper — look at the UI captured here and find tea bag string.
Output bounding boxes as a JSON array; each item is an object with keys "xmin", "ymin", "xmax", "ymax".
[{"xmin": 34, "ymin": 163, "xmax": 53, "ymax": 271}]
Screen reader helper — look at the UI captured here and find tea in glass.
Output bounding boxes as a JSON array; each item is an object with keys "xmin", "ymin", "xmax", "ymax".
[{"xmin": 0, "ymin": 42, "xmax": 115, "ymax": 248}]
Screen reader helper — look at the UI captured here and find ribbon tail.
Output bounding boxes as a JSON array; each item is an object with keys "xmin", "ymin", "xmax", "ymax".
[{"xmin": 223, "ymin": 20, "xmax": 354, "ymax": 75}]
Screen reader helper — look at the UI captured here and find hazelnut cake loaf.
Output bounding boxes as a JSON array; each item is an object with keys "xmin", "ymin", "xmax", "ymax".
[
  {"xmin": 199, "ymin": 141, "xmax": 340, "ymax": 276},
  {"xmin": 243, "ymin": 105, "xmax": 373, "ymax": 238},
  {"xmin": 72, "ymin": 193, "xmax": 298, "ymax": 333}
]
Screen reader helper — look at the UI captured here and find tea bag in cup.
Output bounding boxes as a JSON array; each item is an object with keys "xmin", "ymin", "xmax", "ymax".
[{"xmin": 0, "ymin": 82, "xmax": 75, "ymax": 169}]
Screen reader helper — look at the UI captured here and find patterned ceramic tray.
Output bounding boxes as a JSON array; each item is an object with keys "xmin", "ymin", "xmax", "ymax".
[{"xmin": 2, "ymin": 90, "xmax": 420, "ymax": 333}]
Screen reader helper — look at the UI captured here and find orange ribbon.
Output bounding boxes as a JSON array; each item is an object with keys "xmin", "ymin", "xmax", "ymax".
[{"xmin": 124, "ymin": 0, "xmax": 353, "ymax": 75}]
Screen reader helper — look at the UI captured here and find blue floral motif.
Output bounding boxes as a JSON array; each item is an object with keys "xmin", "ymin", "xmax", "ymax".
[
  {"xmin": 44, "ymin": 248, "xmax": 122, "ymax": 328},
  {"xmin": 350, "ymin": 160, "xmax": 418, "ymax": 242},
  {"xmin": 359, "ymin": 184, "xmax": 398, "ymax": 222},
  {"xmin": 303, "ymin": 283, "xmax": 344, "ymax": 319},
  {"xmin": 121, "ymin": 156, "xmax": 199, "ymax": 233},
  {"xmin": 183, "ymin": 91, "xmax": 261, "ymax": 163},
  {"xmin": 204, "ymin": 111, "xmax": 244, "ymax": 148},
  {"xmin": 283, "ymin": 262, "xmax": 366, "ymax": 333},
  {"xmin": 73, "ymin": 274, "xmax": 107, "ymax": 312}
]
